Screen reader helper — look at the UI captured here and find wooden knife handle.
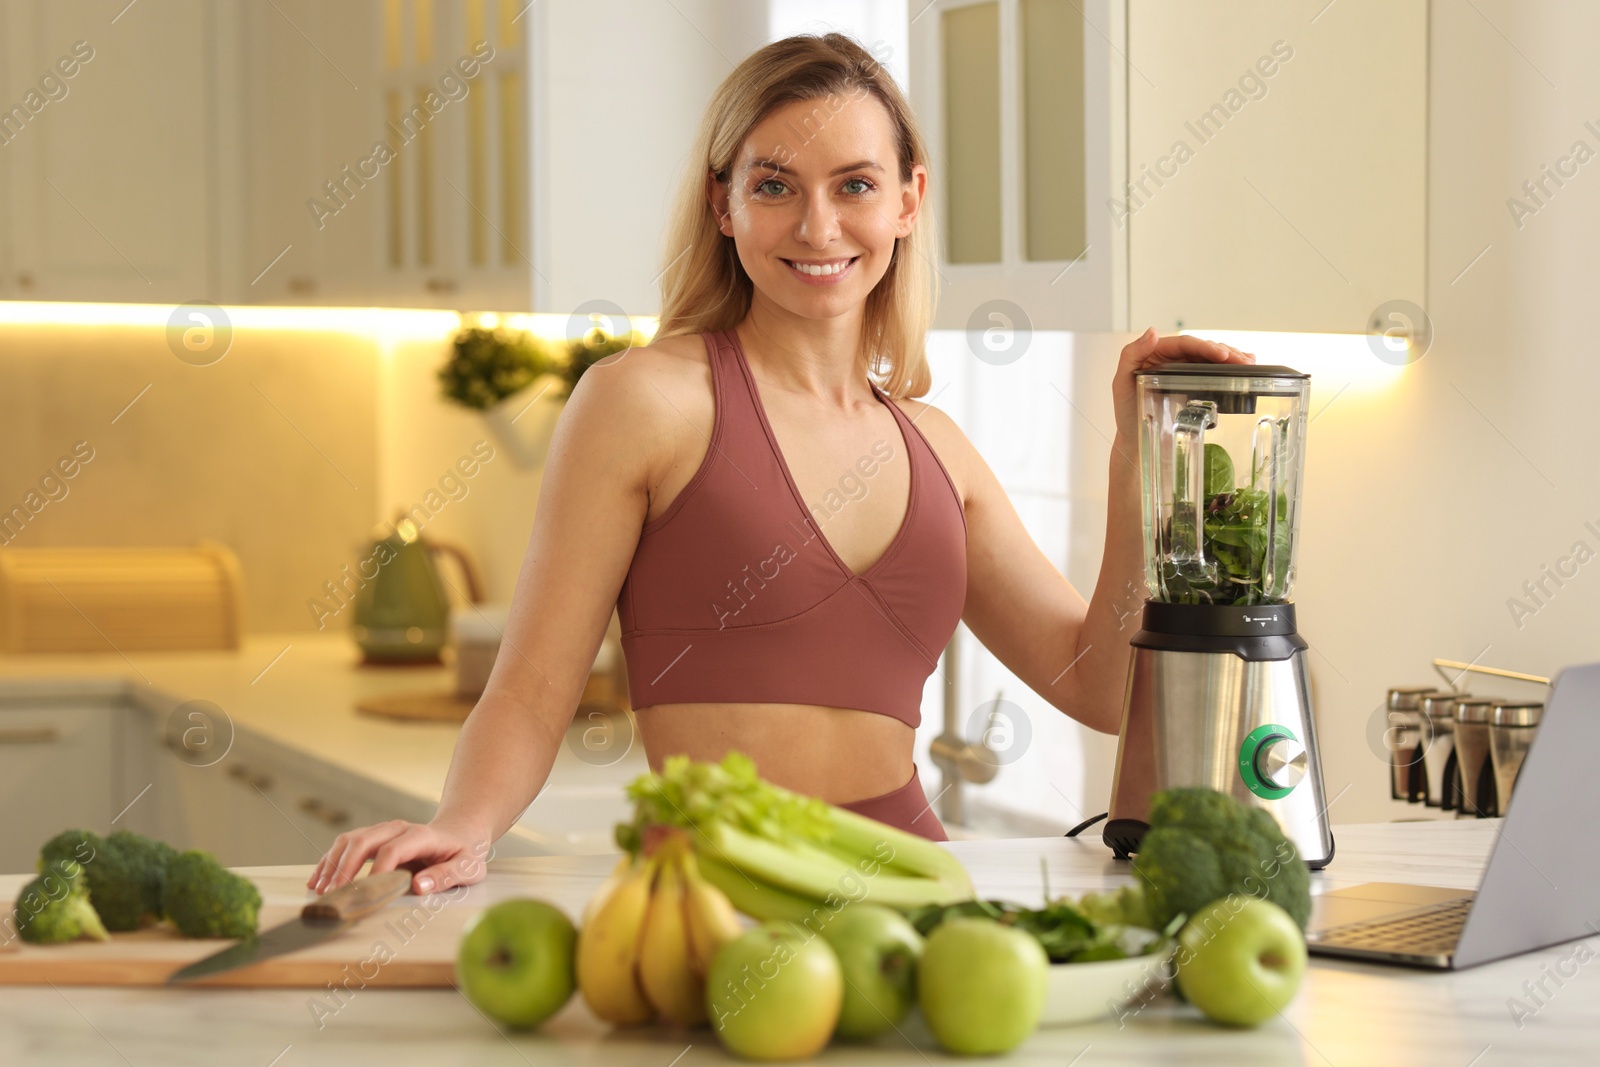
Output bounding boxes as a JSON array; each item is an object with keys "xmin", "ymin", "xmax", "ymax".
[{"xmin": 302, "ymin": 869, "xmax": 412, "ymax": 922}]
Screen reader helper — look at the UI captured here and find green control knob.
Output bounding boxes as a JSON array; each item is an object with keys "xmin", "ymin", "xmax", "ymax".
[{"xmin": 1239, "ymin": 724, "xmax": 1306, "ymax": 800}]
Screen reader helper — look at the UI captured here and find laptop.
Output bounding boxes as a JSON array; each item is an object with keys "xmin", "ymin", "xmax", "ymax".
[{"xmin": 1306, "ymin": 662, "xmax": 1600, "ymax": 969}]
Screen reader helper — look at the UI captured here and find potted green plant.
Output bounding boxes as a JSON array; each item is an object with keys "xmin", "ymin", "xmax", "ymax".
[
  {"xmin": 560, "ymin": 322, "xmax": 648, "ymax": 395},
  {"xmin": 438, "ymin": 320, "xmax": 564, "ymax": 468},
  {"xmin": 438, "ymin": 316, "xmax": 650, "ymax": 469}
]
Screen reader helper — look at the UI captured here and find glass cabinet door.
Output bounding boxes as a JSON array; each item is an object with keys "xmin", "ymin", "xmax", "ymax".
[{"xmin": 911, "ymin": 0, "xmax": 1127, "ymax": 331}]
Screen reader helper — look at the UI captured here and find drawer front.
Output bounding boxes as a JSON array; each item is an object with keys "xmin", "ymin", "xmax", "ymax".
[{"xmin": 0, "ymin": 704, "xmax": 114, "ymax": 873}]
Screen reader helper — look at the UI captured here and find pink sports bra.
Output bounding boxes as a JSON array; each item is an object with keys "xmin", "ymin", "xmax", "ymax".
[{"xmin": 616, "ymin": 328, "xmax": 968, "ymax": 729}]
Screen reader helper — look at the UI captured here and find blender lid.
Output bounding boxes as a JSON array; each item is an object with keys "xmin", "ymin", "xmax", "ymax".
[
  {"xmin": 1138, "ymin": 363, "xmax": 1308, "ymax": 412},
  {"xmin": 1141, "ymin": 362, "xmax": 1309, "ymax": 380}
]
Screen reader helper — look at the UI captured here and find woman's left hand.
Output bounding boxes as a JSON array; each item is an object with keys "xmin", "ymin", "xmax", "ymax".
[{"xmin": 1111, "ymin": 327, "xmax": 1255, "ymax": 441}]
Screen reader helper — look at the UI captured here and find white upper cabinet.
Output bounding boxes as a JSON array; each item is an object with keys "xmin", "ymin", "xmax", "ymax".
[
  {"xmin": 1126, "ymin": 0, "xmax": 1427, "ymax": 334},
  {"xmin": 0, "ymin": 0, "xmax": 533, "ymax": 310},
  {"xmin": 908, "ymin": 0, "xmax": 1427, "ymax": 335},
  {"xmin": 366, "ymin": 0, "xmax": 531, "ymax": 310},
  {"xmin": 235, "ymin": 0, "xmax": 376, "ymax": 306},
  {"xmin": 1, "ymin": 0, "xmax": 217, "ymax": 304},
  {"xmin": 239, "ymin": 0, "xmax": 530, "ymax": 309},
  {"xmin": 910, "ymin": 0, "xmax": 1128, "ymax": 331},
  {"xmin": 0, "ymin": 0, "xmax": 1425, "ymax": 324}
]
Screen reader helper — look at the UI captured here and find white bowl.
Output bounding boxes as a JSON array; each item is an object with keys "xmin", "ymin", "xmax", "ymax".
[{"xmin": 1039, "ymin": 946, "xmax": 1176, "ymax": 1027}]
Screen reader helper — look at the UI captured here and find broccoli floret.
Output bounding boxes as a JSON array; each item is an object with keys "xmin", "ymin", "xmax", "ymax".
[
  {"xmin": 103, "ymin": 831, "xmax": 179, "ymax": 929},
  {"xmin": 1132, "ymin": 827, "xmax": 1223, "ymax": 925},
  {"xmin": 37, "ymin": 829, "xmax": 174, "ymax": 932},
  {"xmin": 80, "ymin": 832, "xmax": 176, "ymax": 931},
  {"xmin": 39, "ymin": 829, "xmax": 103, "ymax": 881},
  {"xmin": 1148, "ymin": 788, "xmax": 1242, "ymax": 833},
  {"xmin": 12, "ymin": 862, "xmax": 110, "ymax": 944},
  {"xmin": 1130, "ymin": 787, "xmax": 1311, "ymax": 931},
  {"xmin": 160, "ymin": 850, "xmax": 262, "ymax": 939}
]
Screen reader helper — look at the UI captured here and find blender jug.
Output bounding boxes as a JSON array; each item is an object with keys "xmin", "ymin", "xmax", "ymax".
[
  {"xmin": 1106, "ymin": 363, "xmax": 1333, "ymax": 869},
  {"xmin": 1140, "ymin": 365, "xmax": 1309, "ymax": 606}
]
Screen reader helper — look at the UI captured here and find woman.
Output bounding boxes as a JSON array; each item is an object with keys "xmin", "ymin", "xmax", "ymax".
[{"xmin": 309, "ymin": 34, "xmax": 1249, "ymax": 895}]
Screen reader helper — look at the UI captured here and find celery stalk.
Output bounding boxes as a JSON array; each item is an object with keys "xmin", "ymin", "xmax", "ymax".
[
  {"xmin": 617, "ymin": 752, "xmax": 977, "ymax": 919},
  {"xmin": 706, "ymin": 823, "xmax": 969, "ymax": 910},
  {"xmin": 693, "ymin": 852, "xmax": 823, "ymax": 923},
  {"xmin": 823, "ymin": 805, "xmax": 974, "ymax": 889}
]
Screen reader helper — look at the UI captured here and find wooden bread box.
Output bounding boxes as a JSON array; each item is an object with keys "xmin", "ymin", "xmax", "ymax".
[{"xmin": 0, "ymin": 541, "xmax": 244, "ymax": 653}]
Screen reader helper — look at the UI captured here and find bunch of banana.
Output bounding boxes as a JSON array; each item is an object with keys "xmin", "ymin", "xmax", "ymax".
[{"xmin": 576, "ymin": 831, "xmax": 743, "ymax": 1026}]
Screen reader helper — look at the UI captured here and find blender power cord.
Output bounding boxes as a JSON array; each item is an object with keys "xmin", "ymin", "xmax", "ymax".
[{"xmin": 1064, "ymin": 811, "xmax": 1109, "ymax": 837}]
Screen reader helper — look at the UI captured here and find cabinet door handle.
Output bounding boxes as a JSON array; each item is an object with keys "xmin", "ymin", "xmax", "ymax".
[
  {"xmin": 298, "ymin": 796, "xmax": 350, "ymax": 826},
  {"xmin": 227, "ymin": 764, "xmax": 273, "ymax": 790},
  {"xmin": 0, "ymin": 726, "xmax": 60, "ymax": 744}
]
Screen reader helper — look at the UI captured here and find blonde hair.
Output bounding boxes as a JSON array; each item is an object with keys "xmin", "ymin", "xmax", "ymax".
[{"xmin": 655, "ymin": 33, "xmax": 937, "ymax": 399}]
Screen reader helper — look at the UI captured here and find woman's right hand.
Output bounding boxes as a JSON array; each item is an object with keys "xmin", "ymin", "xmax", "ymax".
[
  {"xmin": 307, "ymin": 819, "xmax": 492, "ymax": 896},
  {"xmin": 1110, "ymin": 327, "xmax": 1253, "ymax": 441}
]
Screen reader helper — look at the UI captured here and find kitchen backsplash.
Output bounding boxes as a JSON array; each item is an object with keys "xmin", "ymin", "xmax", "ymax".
[{"xmin": 0, "ymin": 311, "xmax": 542, "ymax": 632}]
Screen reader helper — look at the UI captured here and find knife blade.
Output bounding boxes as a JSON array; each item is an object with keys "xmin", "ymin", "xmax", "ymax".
[{"xmin": 166, "ymin": 868, "xmax": 412, "ymax": 985}]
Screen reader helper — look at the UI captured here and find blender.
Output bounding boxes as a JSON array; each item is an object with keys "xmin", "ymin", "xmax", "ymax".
[{"xmin": 1105, "ymin": 363, "xmax": 1335, "ymax": 869}]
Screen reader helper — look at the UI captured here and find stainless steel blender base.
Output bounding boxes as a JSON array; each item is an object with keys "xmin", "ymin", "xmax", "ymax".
[{"xmin": 1107, "ymin": 646, "xmax": 1336, "ymax": 868}]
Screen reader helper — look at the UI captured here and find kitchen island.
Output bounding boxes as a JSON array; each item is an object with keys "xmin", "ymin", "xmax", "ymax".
[
  {"xmin": 2, "ymin": 820, "xmax": 1591, "ymax": 1065},
  {"xmin": 0, "ymin": 633, "xmax": 1064, "ymax": 870},
  {"xmin": 0, "ymin": 634, "xmax": 648, "ymax": 864}
]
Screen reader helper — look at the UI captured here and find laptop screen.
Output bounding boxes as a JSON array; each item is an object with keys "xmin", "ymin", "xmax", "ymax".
[{"xmin": 1454, "ymin": 663, "xmax": 1600, "ymax": 968}]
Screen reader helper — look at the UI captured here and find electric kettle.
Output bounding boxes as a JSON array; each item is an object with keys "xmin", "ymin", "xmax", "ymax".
[{"xmin": 350, "ymin": 516, "xmax": 483, "ymax": 664}]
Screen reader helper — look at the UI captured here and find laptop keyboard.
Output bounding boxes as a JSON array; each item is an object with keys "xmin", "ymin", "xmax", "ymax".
[{"xmin": 1310, "ymin": 897, "xmax": 1473, "ymax": 956}]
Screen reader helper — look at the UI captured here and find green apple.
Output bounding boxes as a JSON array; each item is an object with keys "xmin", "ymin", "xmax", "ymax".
[
  {"xmin": 456, "ymin": 898, "xmax": 577, "ymax": 1029},
  {"xmin": 819, "ymin": 903, "xmax": 924, "ymax": 1040},
  {"xmin": 1176, "ymin": 895, "xmax": 1307, "ymax": 1027},
  {"xmin": 706, "ymin": 921, "xmax": 843, "ymax": 1061},
  {"xmin": 918, "ymin": 917, "xmax": 1048, "ymax": 1055}
]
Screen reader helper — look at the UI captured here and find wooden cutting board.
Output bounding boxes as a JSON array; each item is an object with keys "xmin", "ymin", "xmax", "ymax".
[{"xmin": 0, "ymin": 872, "xmax": 488, "ymax": 988}]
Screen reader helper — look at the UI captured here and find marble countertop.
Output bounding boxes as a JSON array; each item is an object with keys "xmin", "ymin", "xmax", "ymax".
[
  {"xmin": 0, "ymin": 634, "xmax": 647, "ymax": 850},
  {"xmin": 2, "ymin": 820, "xmax": 1593, "ymax": 1065}
]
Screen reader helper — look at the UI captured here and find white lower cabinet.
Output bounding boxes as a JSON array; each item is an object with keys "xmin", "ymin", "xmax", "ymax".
[
  {"xmin": 119, "ymin": 699, "xmax": 427, "ymax": 868},
  {"xmin": 0, "ymin": 696, "xmax": 115, "ymax": 873},
  {"xmin": 2, "ymin": 685, "xmax": 547, "ymax": 876}
]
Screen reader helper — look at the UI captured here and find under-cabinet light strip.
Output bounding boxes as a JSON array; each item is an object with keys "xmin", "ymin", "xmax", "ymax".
[{"xmin": 0, "ymin": 302, "xmax": 660, "ymax": 345}]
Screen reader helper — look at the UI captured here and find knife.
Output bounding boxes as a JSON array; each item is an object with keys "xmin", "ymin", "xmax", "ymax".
[{"xmin": 166, "ymin": 869, "xmax": 413, "ymax": 985}]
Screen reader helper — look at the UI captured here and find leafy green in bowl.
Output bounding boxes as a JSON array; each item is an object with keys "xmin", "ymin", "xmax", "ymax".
[
  {"xmin": 906, "ymin": 887, "xmax": 1180, "ymax": 965},
  {"xmin": 907, "ymin": 887, "xmax": 1181, "ymax": 1027}
]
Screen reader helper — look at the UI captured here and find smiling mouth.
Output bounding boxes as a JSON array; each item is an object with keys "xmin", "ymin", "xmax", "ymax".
[{"xmin": 782, "ymin": 256, "xmax": 859, "ymax": 277}]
